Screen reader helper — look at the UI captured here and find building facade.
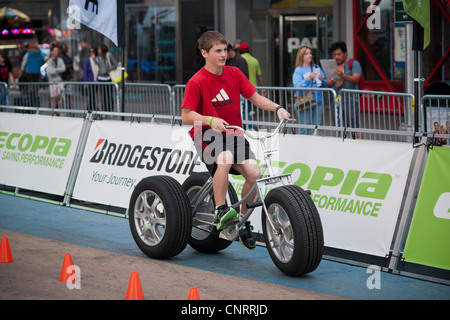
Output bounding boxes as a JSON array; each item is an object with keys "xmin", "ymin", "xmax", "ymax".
[{"xmin": 0, "ymin": 0, "xmax": 448, "ymax": 92}]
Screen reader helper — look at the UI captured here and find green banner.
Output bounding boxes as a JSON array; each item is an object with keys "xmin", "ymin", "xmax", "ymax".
[
  {"xmin": 403, "ymin": 147, "xmax": 450, "ymax": 270},
  {"xmin": 402, "ymin": 0, "xmax": 430, "ymax": 49}
]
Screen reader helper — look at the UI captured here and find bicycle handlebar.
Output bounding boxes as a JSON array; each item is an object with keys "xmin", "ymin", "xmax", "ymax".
[{"xmin": 225, "ymin": 117, "xmax": 291, "ymax": 140}]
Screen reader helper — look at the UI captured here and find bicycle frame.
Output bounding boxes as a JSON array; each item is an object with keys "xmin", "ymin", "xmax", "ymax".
[{"xmin": 189, "ymin": 117, "xmax": 295, "ymax": 240}]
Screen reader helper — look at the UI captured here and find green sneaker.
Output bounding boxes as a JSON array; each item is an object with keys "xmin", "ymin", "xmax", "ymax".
[{"xmin": 214, "ymin": 205, "xmax": 239, "ymax": 230}]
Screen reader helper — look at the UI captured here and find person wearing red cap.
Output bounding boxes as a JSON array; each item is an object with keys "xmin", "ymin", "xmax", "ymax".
[
  {"xmin": 239, "ymin": 42, "xmax": 265, "ymax": 128},
  {"xmin": 181, "ymin": 31, "xmax": 290, "ymax": 249},
  {"xmin": 239, "ymin": 42, "xmax": 264, "ymax": 88}
]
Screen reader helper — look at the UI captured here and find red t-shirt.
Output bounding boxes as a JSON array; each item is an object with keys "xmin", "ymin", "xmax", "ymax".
[{"xmin": 182, "ymin": 66, "xmax": 256, "ymax": 138}]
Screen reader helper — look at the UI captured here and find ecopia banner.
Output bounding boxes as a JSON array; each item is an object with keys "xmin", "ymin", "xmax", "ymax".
[
  {"xmin": 230, "ymin": 133, "xmax": 414, "ymax": 258},
  {"xmin": 72, "ymin": 121, "xmax": 414, "ymax": 257},
  {"xmin": 403, "ymin": 146, "xmax": 450, "ymax": 270},
  {"xmin": 0, "ymin": 113, "xmax": 83, "ymax": 195}
]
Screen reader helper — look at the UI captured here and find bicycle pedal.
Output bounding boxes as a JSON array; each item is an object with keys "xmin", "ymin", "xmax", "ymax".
[{"xmin": 246, "ymin": 201, "xmax": 263, "ymax": 209}]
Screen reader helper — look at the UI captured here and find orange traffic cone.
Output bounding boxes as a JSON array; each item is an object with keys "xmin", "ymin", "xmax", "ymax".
[
  {"xmin": 0, "ymin": 237, "xmax": 13, "ymax": 263},
  {"xmin": 125, "ymin": 272, "xmax": 144, "ymax": 300},
  {"xmin": 59, "ymin": 254, "xmax": 76, "ymax": 282},
  {"xmin": 187, "ymin": 287, "xmax": 200, "ymax": 300}
]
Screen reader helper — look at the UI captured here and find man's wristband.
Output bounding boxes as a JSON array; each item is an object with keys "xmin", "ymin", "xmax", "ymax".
[
  {"xmin": 276, "ymin": 106, "xmax": 284, "ymax": 112},
  {"xmin": 209, "ymin": 116, "xmax": 215, "ymax": 127}
]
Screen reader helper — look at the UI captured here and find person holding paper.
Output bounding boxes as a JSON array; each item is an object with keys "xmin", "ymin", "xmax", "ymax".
[
  {"xmin": 292, "ymin": 46, "xmax": 327, "ymax": 135},
  {"xmin": 327, "ymin": 41, "xmax": 362, "ymax": 138}
]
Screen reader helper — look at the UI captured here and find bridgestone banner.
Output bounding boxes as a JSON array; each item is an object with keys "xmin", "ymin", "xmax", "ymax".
[
  {"xmin": 403, "ymin": 146, "xmax": 450, "ymax": 270},
  {"xmin": 71, "ymin": 120, "xmax": 204, "ymax": 207},
  {"xmin": 72, "ymin": 121, "xmax": 414, "ymax": 257},
  {"xmin": 0, "ymin": 113, "xmax": 83, "ymax": 195}
]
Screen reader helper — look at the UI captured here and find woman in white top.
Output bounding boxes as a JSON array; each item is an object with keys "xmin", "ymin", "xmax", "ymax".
[{"xmin": 47, "ymin": 45, "xmax": 66, "ymax": 116}]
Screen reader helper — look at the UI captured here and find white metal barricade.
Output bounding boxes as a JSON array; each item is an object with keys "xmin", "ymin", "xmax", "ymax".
[
  {"xmin": 64, "ymin": 81, "xmax": 120, "ymax": 114},
  {"xmin": 5, "ymin": 81, "xmax": 120, "ymax": 117},
  {"xmin": 6, "ymin": 81, "xmax": 446, "ymax": 144},
  {"xmin": 123, "ymin": 83, "xmax": 173, "ymax": 119},
  {"xmin": 420, "ymin": 95, "xmax": 450, "ymax": 147},
  {"xmin": 338, "ymin": 89, "xmax": 414, "ymax": 141}
]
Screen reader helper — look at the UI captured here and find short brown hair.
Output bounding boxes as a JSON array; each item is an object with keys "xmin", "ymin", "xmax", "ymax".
[{"xmin": 198, "ymin": 30, "xmax": 228, "ymax": 53}]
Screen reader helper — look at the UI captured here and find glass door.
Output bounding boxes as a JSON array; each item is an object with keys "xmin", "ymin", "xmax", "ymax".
[
  {"xmin": 281, "ymin": 15, "xmax": 317, "ymax": 87},
  {"xmin": 280, "ymin": 14, "xmax": 332, "ymax": 87}
]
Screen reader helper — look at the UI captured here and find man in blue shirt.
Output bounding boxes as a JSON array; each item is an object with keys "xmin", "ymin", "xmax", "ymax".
[
  {"xmin": 20, "ymin": 44, "xmax": 44, "ymax": 82},
  {"xmin": 327, "ymin": 41, "xmax": 362, "ymax": 138}
]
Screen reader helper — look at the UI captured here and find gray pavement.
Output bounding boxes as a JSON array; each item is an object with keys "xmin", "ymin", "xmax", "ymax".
[
  {"xmin": 0, "ymin": 192, "xmax": 449, "ymax": 302},
  {"xmin": 0, "ymin": 229, "xmax": 341, "ymax": 300}
]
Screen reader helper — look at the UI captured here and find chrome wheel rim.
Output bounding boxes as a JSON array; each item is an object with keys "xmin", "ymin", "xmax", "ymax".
[
  {"xmin": 265, "ymin": 203, "xmax": 294, "ymax": 263},
  {"xmin": 133, "ymin": 190, "xmax": 166, "ymax": 246}
]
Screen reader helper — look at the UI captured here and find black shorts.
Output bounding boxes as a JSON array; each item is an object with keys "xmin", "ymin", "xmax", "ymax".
[{"xmin": 193, "ymin": 129, "xmax": 255, "ymax": 177}]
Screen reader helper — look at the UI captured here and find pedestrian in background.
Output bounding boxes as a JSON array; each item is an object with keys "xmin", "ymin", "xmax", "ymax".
[
  {"xmin": 239, "ymin": 42, "xmax": 264, "ymax": 89},
  {"xmin": 226, "ymin": 44, "xmax": 248, "ymax": 79},
  {"xmin": 20, "ymin": 43, "xmax": 44, "ymax": 107},
  {"xmin": 0, "ymin": 53, "xmax": 14, "ymax": 105},
  {"xmin": 96, "ymin": 44, "xmax": 117, "ymax": 112},
  {"xmin": 59, "ymin": 43, "xmax": 74, "ymax": 81},
  {"xmin": 292, "ymin": 46, "xmax": 327, "ymax": 135},
  {"xmin": 239, "ymin": 42, "xmax": 264, "ymax": 128},
  {"xmin": 47, "ymin": 45, "xmax": 66, "ymax": 116},
  {"xmin": 327, "ymin": 41, "xmax": 362, "ymax": 139},
  {"xmin": 83, "ymin": 47, "xmax": 99, "ymax": 112},
  {"xmin": 20, "ymin": 43, "xmax": 44, "ymax": 82}
]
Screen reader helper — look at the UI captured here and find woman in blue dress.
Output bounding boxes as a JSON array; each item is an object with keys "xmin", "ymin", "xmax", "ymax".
[{"xmin": 292, "ymin": 46, "xmax": 327, "ymax": 135}]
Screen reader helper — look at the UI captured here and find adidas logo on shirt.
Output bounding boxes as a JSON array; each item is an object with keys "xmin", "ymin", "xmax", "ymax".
[{"xmin": 211, "ymin": 89, "xmax": 233, "ymax": 107}]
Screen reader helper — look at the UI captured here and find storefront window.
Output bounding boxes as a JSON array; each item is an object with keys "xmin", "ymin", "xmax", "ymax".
[
  {"xmin": 126, "ymin": 5, "xmax": 176, "ymax": 83},
  {"xmin": 358, "ymin": 1, "xmax": 399, "ymax": 82},
  {"xmin": 425, "ymin": 2, "xmax": 450, "ymax": 84},
  {"xmin": 251, "ymin": 0, "xmax": 271, "ymax": 10},
  {"xmin": 252, "ymin": 0, "xmax": 334, "ymax": 10},
  {"xmin": 357, "ymin": 0, "xmax": 449, "ymax": 90},
  {"xmin": 248, "ymin": 1, "xmax": 333, "ymax": 86}
]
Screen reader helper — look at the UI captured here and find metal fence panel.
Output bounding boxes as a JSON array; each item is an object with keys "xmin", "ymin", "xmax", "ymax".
[
  {"xmin": 172, "ymin": 84, "xmax": 186, "ymax": 119},
  {"xmin": 7, "ymin": 82, "xmax": 56, "ymax": 113},
  {"xmin": 6, "ymin": 81, "xmax": 448, "ymax": 143},
  {"xmin": 420, "ymin": 95, "xmax": 450, "ymax": 147},
  {"xmin": 247, "ymin": 86, "xmax": 338, "ymax": 135},
  {"xmin": 123, "ymin": 83, "xmax": 172, "ymax": 117},
  {"xmin": 339, "ymin": 89, "xmax": 414, "ymax": 141},
  {"xmin": 5, "ymin": 82, "xmax": 120, "ymax": 117},
  {"xmin": 170, "ymin": 85, "xmax": 339, "ymax": 136},
  {"xmin": 64, "ymin": 82, "xmax": 119, "ymax": 115}
]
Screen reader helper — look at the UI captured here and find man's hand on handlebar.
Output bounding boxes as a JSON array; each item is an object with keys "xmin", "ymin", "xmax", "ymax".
[
  {"xmin": 276, "ymin": 106, "xmax": 291, "ymax": 121},
  {"xmin": 210, "ymin": 116, "xmax": 229, "ymax": 133}
]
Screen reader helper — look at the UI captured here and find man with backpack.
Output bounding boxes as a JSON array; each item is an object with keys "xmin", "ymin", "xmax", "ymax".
[{"xmin": 327, "ymin": 41, "xmax": 362, "ymax": 138}]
